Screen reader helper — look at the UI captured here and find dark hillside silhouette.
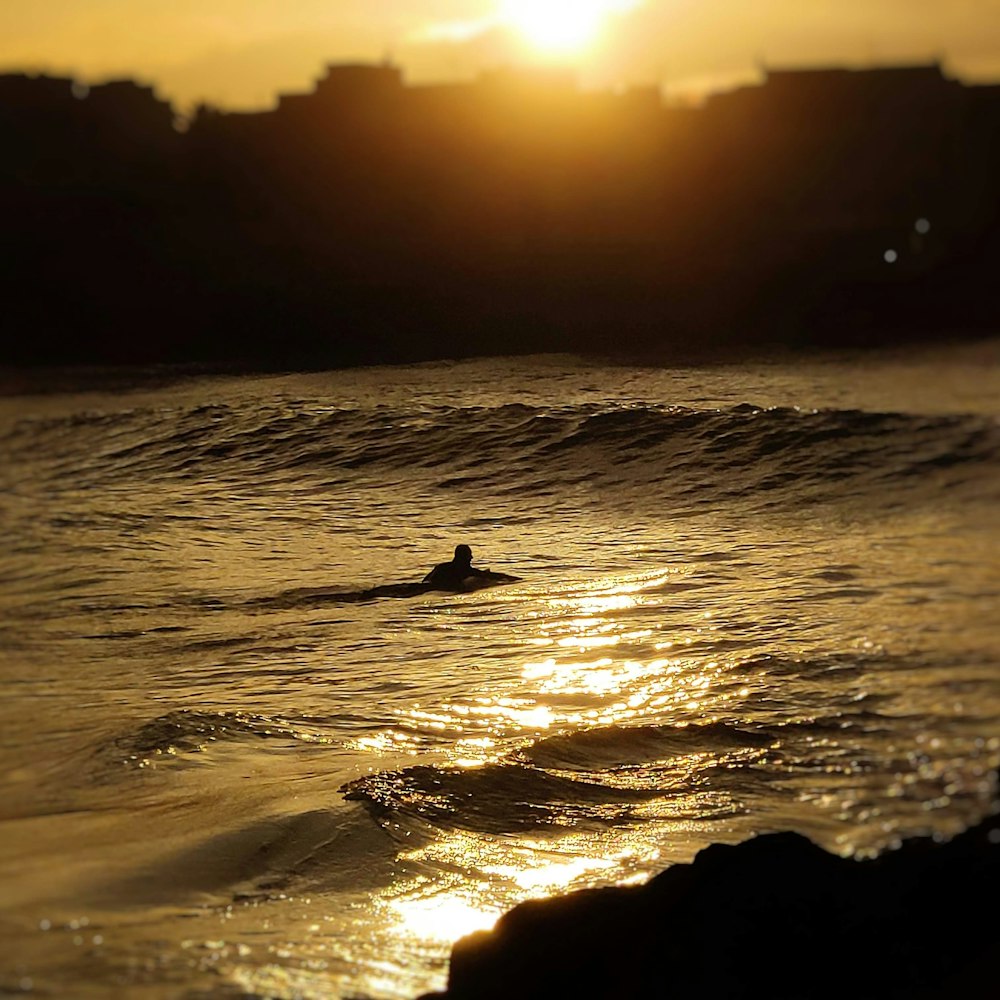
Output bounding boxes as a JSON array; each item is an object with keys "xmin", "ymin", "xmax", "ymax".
[{"xmin": 2, "ymin": 61, "xmax": 998, "ymax": 368}]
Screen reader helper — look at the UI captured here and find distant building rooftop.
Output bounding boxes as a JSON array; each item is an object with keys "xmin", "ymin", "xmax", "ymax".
[
  {"xmin": 764, "ymin": 62, "xmax": 947, "ymax": 82},
  {"xmin": 276, "ymin": 61, "xmax": 403, "ymax": 114},
  {"xmin": 705, "ymin": 61, "xmax": 962, "ymax": 115}
]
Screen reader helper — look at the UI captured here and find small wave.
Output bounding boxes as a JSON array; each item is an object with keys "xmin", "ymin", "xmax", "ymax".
[
  {"xmin": 342, "ymin": 762, "xmax": 662, "ymax": 834},
  {"xmin": 106, "ymin": 709, "xmax": 333, "ymax": 767},
  {"xmin": 101, "ymin": 804, "xmax": 399, "ymax": 905},
  {"xmin": 341, "ymin": 719, "xmax": 780, "ymax": 835},
  {"xmin": 516, "ymin": 722, "xmax": 774, "ymax": 772}
]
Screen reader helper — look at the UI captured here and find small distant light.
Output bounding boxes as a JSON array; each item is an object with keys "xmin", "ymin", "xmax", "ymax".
[
  {"xmin": 71, "ymin": 81, "xmax": 90, "ymax": 100},
  {"xmin": 915, "ymin": 218, "xmax": 931, "ymax": 234},
  {"xmin": 884, "ymin": 249, "xmax": 898, "ymax": 264}
]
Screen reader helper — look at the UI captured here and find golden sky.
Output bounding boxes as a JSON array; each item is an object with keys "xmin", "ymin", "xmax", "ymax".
[{"xmin": 1, "ymin": 0, "xmax": 997, "ymax": 110}]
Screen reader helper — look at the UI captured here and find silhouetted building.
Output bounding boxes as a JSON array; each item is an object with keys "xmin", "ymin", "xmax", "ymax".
[{"xmin": 279, "ymin": 62, "xmax": 404, "ymax": 114}]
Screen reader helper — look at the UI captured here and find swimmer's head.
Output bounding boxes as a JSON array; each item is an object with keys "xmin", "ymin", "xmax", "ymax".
[{"xmin": 454, "ymin": 544, "xmax": 473, "ymax": 565}]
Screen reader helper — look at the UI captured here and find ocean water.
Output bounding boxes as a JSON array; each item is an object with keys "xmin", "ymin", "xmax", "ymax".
[{"xmin": 1, "ymin": 343, "xmax": 999, "ymax": 999}]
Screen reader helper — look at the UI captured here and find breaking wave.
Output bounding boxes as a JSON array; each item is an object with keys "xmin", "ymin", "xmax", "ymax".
[{"xmin": 5, "ymin": 402, "xmax": 997, "ymax": 513}]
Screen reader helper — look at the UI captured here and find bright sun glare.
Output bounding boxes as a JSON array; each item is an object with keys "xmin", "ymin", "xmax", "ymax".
[{"xmin": 500, "ymin": 0, "xmax": 637, "ymax": 54}]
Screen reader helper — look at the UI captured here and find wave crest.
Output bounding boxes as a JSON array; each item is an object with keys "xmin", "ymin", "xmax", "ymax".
[{"xmin": 6, "ymin": 401, "xmax": 996, "ymax": 510}]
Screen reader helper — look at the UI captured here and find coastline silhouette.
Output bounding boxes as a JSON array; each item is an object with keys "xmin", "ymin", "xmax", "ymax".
[{"xmin": 2, "ymin": 60, "xmax": 998, "ymax": 369}]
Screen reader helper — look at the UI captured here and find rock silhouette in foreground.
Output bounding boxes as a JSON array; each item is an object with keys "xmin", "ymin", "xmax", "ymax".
[{"xmin": 421, "ymin": 804, "xmax": 999, "ymax": 999}]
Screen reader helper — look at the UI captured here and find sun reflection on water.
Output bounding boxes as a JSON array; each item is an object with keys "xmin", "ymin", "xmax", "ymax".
[
  {"xmin": 387, "ymin": 892, "xmax": 501, "ymax": 944},
  {"xmin": 375, "ymin": 570, "xmax": 751, "ymax": 753},
  {"xmin": 385, "ymin": 824, "xmax": 670, "ymax": 948},
  {"xmin": 349, "ymin": 569, "xmax": 771, "ymax": 980},
  {"xmin": 483, "ymin": 847, "xmax": 620, "ymax": 892}
]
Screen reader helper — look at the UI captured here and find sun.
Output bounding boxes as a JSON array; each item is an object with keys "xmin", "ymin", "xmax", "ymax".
[{"xmin": 500, "ymin": 0, "xmax": 636, "ymax": 55}]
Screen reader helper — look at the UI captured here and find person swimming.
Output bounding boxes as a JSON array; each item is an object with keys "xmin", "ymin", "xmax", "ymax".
[{"xmin": 422, "ymin": 543, "xmax": 493, "ymax": 591}]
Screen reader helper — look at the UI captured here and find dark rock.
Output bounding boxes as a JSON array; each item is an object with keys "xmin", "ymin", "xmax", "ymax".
[{"xmin": 420, "ymin": 808, "xmax": 1000, "ymax": 999}]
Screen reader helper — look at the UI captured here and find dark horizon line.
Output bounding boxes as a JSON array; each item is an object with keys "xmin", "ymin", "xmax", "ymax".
[{"xmin": 2, "ymin": 51, "xmax": 994, "ymax": 117}]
